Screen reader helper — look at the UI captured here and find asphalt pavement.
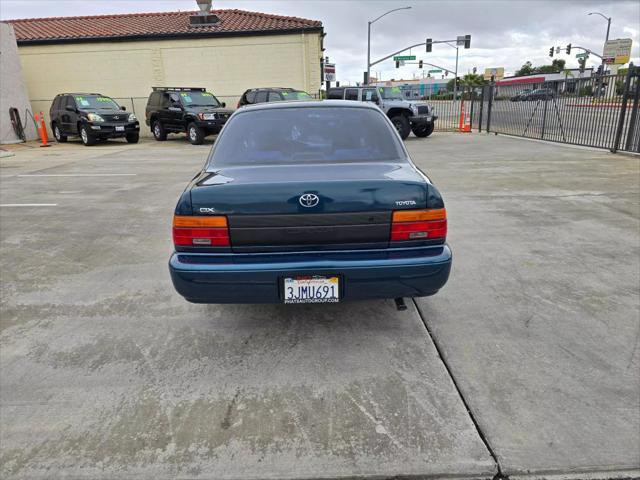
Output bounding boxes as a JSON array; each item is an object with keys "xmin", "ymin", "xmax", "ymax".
[{"xmin": 1, "ymin": 132, "xmax": 638, "ymax": 479}]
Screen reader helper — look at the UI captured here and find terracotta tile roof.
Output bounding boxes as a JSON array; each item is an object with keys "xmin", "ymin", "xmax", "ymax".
[{"xmin": 5, "ymin": 9, "xmax": 323, "ymax": 44}]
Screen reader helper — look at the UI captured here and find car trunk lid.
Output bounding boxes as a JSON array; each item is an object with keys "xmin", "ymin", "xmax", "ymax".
[{"xmin": 189, "ymin": 162, "xmax": 426, "ymax": 252}]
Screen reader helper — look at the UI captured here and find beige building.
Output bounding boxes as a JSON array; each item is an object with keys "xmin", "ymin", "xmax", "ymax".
[{"xmin": 4, "ymin": 8, "xmax": 324, "ymax": 135}]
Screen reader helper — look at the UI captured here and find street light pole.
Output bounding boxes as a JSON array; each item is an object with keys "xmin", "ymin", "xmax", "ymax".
[
  {"xmin": 366, "ymin": 6, "xmax": 411, "ymax": 85},
  {"xmin": 588, "ymin": 11, "xmax": 612, "ymax": 95},
  {"xmin": 367, "ymin": 22, "xmax": 371, "ymax": 85},
  {"xmin": 443, "ymin": 42, "xmax": 459, "ymax": 102}
]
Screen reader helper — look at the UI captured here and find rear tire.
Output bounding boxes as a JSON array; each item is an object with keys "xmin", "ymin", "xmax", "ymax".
[
  {"xmin": 152, "ymin": 120, "xmax": 167, "ymax": 141},
  {"xmin": 390, "ymin": 115, "xmax": 410, "ymax": 140},
  {"xmin": 412, "ymin": 122, "xmax": 435, "ymax": 138},
  {"xmin": 79, "ymin": 125, "xmax": 97, "ymax": 146},
  {"xmin": 126, "ymin": 133, "xmax": 139, "ymax": 144},
  {"xmin": 52, "ymin": 123, "xmax": 67, "ymax": 143},
  {"xmin": 187, "ymin": 122, "xmax": 204, "ymax": 145}
]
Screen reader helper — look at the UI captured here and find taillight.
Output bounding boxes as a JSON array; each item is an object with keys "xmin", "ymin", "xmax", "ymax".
[
  {"xmin": 391, "ymin": 209, "xmax": 447, "ymax": 242},
  {"xmin": 172, "ymin": 215, "xmax": 230, "ymax": 247}
]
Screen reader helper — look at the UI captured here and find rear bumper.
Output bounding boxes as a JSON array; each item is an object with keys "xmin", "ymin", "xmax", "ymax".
[{"xmin": 169, "ymin": 245, "xmax": 452, "ymax": 304}]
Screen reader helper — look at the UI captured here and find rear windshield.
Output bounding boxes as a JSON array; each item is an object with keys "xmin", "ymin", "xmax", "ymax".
[
  {"xmin": 177, "ymin": 91, "xmax": 221, "ymax": 107},
  {"xmin": 280, "ymin": 90, "xmax": 313, "ymax": 101},
  {"xmin": 206, "ymin": 107, "xmax": 405, "ymax": 168},
  {"xmin": 74, "ymin": 95, "xmax": 120, "ymax": 110}
]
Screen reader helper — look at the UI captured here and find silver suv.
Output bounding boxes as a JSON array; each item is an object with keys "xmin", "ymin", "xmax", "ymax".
[{"xmin": 327, "ymin": 86, "xmax": 437, "ymax": 139}]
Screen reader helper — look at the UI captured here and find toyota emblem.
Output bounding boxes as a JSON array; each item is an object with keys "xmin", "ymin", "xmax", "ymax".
[
  {"xmin": 114, "ymin": 115, "xmax": 119, "ymax": 120},
  {"xmin": 299, "ymin": 193, "xmax": 319, "ymax": 207}
]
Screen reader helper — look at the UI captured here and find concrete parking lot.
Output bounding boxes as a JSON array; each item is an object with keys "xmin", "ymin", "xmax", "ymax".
[{"xmin": 1, "ymin": 133, "xmax": 639, "ymax": 479}]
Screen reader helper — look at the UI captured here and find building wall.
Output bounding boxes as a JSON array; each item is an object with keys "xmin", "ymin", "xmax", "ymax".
[
  {"xmin": 16, "ymin": 32, "xmax": 322, "ymax": 136},
  {"xmin": 0, "ymin": 23, "xmax": 38, "ymax": 143}
]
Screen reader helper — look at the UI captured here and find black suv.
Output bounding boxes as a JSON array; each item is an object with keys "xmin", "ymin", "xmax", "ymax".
[
  {"xmin": 49, "ymin": 93, "xmax": 140, "ymax": 146},
  {"xmin": 145, "ymin": 87, "xmax": 232, "ymax": 145},
  {"xmin": 237, "ymin": 88, "xmax": 313, "ymax": 108}
]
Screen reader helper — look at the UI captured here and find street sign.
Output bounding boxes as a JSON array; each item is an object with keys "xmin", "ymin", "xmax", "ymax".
[
  {"xmin": 428, "ymin": 69, "xmax": 442, "ymax": 74},
  {"xmin": 603, "ymin": 38, "xmax": 632, "ymax": 65},
  {"xmin": 575, "ymin": 53, "xmax": 588, "ymax": 59},
  {"xmin": 324, "ymin": 63, "xmax": 336, "ymax": 82},
  {"xmin": 393, "ymin": 55, "xmax": 416, "ymax": 61}
]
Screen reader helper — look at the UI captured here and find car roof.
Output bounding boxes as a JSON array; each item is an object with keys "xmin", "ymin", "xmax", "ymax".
[
  {"xmin": 247, "ymin": 87, "xmax": 303, "ymax": 92},
  {"xmin": 236, "ymin": 100, "xmax": 378, "ymax": 113},
  {"xmin": 58, "ymin": 93, "xmax": 103, "ymax": 96}
]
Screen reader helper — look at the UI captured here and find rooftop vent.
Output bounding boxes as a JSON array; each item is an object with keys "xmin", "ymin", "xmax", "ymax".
[{"xmin": 190, "ymin": 0, "xmax": 220, "ymax": 26}]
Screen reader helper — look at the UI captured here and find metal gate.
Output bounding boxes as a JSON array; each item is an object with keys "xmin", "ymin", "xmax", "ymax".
[{"xmin": 474, "ymin": 64, "xmax": 640, "ymax": 153}]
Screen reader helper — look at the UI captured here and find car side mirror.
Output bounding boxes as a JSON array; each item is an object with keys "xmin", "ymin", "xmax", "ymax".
[
  {"xmin": 65, "ymin": 105, "xmax": 76, "ymax": 112},
  {"xmin": 120, "ymin": 106, "xmax": 126, "ymax": 111},
  {"xmin": 221, "ymin": 102, "xmax": 226, "ymax": 108}
]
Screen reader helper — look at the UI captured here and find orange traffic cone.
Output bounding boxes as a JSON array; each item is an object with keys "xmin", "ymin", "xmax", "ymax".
[
  {"xmin": 458, "ymin": 100, "xmax": 472, "ymax": 133},
  {"xmin": 35, "ymin": 112, "xmax": 51, "ymax": 147}
]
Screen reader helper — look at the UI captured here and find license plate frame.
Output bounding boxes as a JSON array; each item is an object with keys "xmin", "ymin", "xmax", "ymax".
[
  {"xmin": 115, "ymin": 126, "xmax": 125, "ymax": 132},
  {"xmin": 282, "ymin": 275, "xmax": 340, "ymax": 304}
]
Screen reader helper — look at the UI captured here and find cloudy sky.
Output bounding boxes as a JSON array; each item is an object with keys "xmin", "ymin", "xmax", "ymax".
[{"xmin": 1, "ymin": 0, "xmax": 639, "ymax": 83}]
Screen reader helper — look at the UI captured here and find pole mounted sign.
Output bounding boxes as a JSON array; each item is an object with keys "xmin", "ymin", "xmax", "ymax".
[
  {"xmin": 393, "ymin": 55, "xmax": 416, "ymax": 61},
  {"xmin": 602, "ymin": 38, "xmax": 632, "ymax": 65},
  {"xmin": 483, "ymin": 67, "xmax": 504, "ymax": 81},
  {"xmin": 324, "ymin": 63, "xmax": 336, "ymax": 82},
  {"xmin": 575, "ymin": 52, "xmax": 589, "ymax": 59},
  {"xmin": 428, "ymin": 69, "xmax": 442, "ymax": 74}
]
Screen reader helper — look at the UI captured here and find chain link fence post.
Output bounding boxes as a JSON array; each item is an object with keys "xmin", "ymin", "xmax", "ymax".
[
  {"xmin": 612, "ymin": 63, "xmax": 635, "ymax": 153},
  {"xmin": 486, "ymin": 76, "xmax": 495, "ymax": 133}
]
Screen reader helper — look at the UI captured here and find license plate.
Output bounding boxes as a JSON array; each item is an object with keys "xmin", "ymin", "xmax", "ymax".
[
  {"xmin": 115, "ymin": 126, "xmax": 125, "ymax": 132},
  {"xmin": 283, "ymin": 276, "xmax": 339, "ymax": 304}
]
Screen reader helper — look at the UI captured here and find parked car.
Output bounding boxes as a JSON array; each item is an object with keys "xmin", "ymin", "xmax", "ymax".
[
  {"xmin": 169, "ymin": 101, "xmax": 451, "ymax": 305},
  {"xmin": 237, "ymin": 87, "xmax": 313, "ymax": 108},
  {"xmin": 510, "ymin": 89, "xmax": 532, "ymax": 101},
  {"xmin": 145, "ymin": 87, "xmax": 233, "ymax": 145},
  {"xmin": 327, "ymin": 86, "xmax": 437, "ymax": 139},
  {"xmin": 49, "ymin": 93, "xmax": 139, "ymax": 146},
  {"xmin": 524, "ymin": 88, "xmax": 555, "ymax": 101}
]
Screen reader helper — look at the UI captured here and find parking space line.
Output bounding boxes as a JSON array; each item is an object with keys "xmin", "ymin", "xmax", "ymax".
[
  {"xmin": 17, "ymin": 174, "xmax": 136, "ymax": 177},
  {"xmin": 0, "ymin": 204, "xmax": 58, "ymax": 207}
]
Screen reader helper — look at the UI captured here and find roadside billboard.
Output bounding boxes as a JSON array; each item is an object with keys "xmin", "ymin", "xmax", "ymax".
[
  {"xmin": 603, "ymin": 38, "xmax": 632, "ymax": 65},
  {"xmin": 484, "ymin": 67, "xmax": 505, "ymax": 80}
]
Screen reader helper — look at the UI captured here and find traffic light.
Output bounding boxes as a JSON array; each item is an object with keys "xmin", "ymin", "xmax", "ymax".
[
  {"xmin": 549, "ymin": 46, "xmax": 554, "ymax": 57},
  {"xmin": 472, "ymin": 66, "xmax": 477, "ymax": 74},
  {"xmin": 566, "ymin": 43, "xmax": 572, "ymax": 55},
  {"xmin": 464, "ymin": 34, "xmax": 471, "ymax": 49},
  {"xmin": 596, "ymin": 64, "xmax": 604, "ymax": 75},
  {"xmin": 426, "ymin": 38, "xmax": 432, "ymax": 53},
  {"xmin": 579, "ymin": 58, "xmax": 585, "ymax": 73},
  {"xmin": 395, "ymin": 61, "xmax": 400, "ymax": 68},
  {"xmin": 419, "ymin": 60, "xmax": 423, "ymax": 68}
]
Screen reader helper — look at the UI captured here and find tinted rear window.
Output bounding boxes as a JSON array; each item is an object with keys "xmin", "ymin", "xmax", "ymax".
[{"xmin": 207, "ymin": 107, "xmax": 405, "ymax": 168}]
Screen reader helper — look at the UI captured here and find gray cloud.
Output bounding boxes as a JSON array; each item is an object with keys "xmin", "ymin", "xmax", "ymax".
[{"xmin": 1, "ymin": 0, "xmax": 638, "ymax": 83}]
